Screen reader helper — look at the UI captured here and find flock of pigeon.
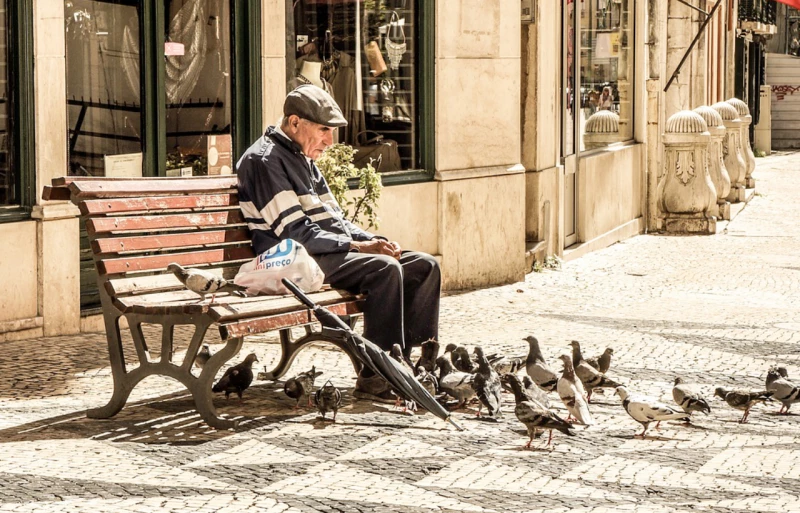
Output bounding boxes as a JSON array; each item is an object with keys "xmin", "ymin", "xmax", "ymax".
[{"xmin": 196, "ymin": 335, "xmax": 799, "ymax": 447}]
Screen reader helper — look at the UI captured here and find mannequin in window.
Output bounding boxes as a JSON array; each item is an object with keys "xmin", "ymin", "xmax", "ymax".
[
  {"xmin": 288, "ymin": 59, "xmax": 333, "ymax": 95},
  {"xmin": 599, "ymin": 86, "xmax": 614, "ymax": 111}
]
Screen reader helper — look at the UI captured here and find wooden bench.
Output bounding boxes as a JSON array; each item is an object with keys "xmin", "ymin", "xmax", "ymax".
[{"xmin": 44, "ymin": 176, "xmax": 364, "ymax": 429}]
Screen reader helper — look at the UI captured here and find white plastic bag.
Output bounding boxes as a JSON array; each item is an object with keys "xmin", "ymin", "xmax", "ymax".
[{"xmin": 234, "ymin": 239, "xmax": 325, "ymax": 295}]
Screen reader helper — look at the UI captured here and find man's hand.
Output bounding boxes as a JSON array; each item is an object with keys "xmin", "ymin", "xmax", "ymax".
[{"xmin": 351, "ymin": 239, "xmax": 402, "ymax": 258}]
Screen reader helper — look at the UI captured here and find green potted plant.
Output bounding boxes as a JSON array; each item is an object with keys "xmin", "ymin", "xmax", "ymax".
[{"xmin": 316, "ymin": 143, "xmax": 383, "ymax": 230}]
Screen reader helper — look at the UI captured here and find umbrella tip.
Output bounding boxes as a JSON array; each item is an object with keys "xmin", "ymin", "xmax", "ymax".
[{"xmin": 446, "ymin": 416, "xmax": 464, "ymax": 431}]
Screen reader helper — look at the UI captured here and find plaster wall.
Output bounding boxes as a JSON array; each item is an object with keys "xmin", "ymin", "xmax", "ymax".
[
  {"xmin": 0, "ymin": 222, "xmax": 39, "ymax": 324},
  {"xmin": 525, "ymin": 166, "xmax": 561, "ymax": 257},
  {"xmin": 262, "ymin": 0, "xmax": 286, "ymax": 129},
  {"xmin": 577, "ymin": 144, "xmax": 645, "ymax": 242}
]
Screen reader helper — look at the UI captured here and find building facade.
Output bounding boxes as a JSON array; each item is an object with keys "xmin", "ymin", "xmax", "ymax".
[{"xmin": 0, "ymin": 0, "xmax": 766, "ymax": 342}]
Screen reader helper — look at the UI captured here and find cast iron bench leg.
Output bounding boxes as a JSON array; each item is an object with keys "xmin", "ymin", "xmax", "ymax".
[
  {"xmin": 261, "ymin": 321, "xmax": 363, "ymax": 380},
  {"xmin": 88, "ymin": 314, "xmax": 135, "ymax": 420}
]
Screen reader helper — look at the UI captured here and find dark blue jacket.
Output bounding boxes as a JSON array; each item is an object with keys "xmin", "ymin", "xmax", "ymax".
[{"xmin": 236, "ymin": 127, "xmax": 375, "ymax": 255}]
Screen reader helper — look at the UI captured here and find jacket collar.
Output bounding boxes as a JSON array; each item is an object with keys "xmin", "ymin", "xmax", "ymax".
[{"xmin": 265, "ymin": 126, "xmax": 304, "ymax": 155}]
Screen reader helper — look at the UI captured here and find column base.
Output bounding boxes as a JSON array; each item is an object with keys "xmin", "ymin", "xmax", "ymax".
[
  {"xmin": 746, "ymin": 177, "xmax": 756, "ymax": 189},
  {"xmin": 717, "ymin": 201, "xmax": 731, "ymax": 221},
  {"xmin": 663, "ymin": 213, "xmax": 716, "ymax": 235},
  {"xmin": 727, "ymin": 185, "xmax": 746, "ymax": 203}
]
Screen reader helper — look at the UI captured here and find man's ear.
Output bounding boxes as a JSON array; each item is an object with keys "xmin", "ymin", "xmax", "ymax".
[{"xmin": 286, "ymin": 114, "xmax": 302, "ymax": 132}]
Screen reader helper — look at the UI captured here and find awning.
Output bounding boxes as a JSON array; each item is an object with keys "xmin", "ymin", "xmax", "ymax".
[{"xmin": 775, "ymin": 0, "xmax": 800, "ymax": 11}]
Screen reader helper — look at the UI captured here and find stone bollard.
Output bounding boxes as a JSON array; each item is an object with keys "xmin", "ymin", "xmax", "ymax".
[
  {"xmin": 657, "ymin": 111, "xmax": 717, "ymax": 234},
  {"xmin": 694, "ymin": 106, "xmax": 732, "ymax": 221},
  {"xmin": 583, "ymin": 110, "xmax": 621, "ymax": 150},
  {"xmin": 711, "ymin": 102, "xmax": 747, "ymax": 203},
  {"xmin": 726, "ymin": 97, "xmax": 757, "ymax": 188}
]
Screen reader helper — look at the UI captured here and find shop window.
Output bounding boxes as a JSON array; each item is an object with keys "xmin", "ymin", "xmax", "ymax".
[
  {"xmin": 287, "ymin": 0, "xmax": 421, "ymax": 172},
  {"xmin": 0, "ymin": 0, "xmax": 12, "ymax": 205},
  {"xmin": 578, "ymin": 0, "xmax": 634, "ymax": 152}
]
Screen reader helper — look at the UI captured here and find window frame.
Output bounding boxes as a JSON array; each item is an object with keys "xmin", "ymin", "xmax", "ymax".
[{"xmin": 0, "ymin": 0, "xmax": 35, "ymax": 223}]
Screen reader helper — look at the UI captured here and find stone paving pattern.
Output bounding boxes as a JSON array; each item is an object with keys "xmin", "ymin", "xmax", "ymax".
[{"xmin": 1, "ymin": 152, "xmax": 800, "ymax": 512}]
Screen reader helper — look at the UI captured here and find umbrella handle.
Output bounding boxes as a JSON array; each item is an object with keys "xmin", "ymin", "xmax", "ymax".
[{"xmin": 282, "ymin": 278, "xmax": 318, "ymax": 309}]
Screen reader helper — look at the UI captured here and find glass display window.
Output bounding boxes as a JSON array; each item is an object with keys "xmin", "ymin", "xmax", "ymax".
[
  {"xmin": 0, "ymin": 0, "xmax": 12, "ymax": 204},
  {"xmin": 286, "ymin": 0, "xmax": 418, "ymax": 172}
]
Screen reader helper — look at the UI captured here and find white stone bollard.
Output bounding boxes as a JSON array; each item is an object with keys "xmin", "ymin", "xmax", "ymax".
[
  {"xmin": 726, "ymin": 97, "xmax": 757, "ymax": 188},
  {"xmin": 694, "ymin": 106, "xmax": 732, "ymax": 221},
  {"xmin": 711, "ymin": 102, "xmax": 747, "ymax": 203},
  {"xmin": 583, "ymin": 110, "xmax": 621, "ymax": 150},
  {"xmin": 657, "ymin": 111, "xmax": 717, "ymax": 234}
]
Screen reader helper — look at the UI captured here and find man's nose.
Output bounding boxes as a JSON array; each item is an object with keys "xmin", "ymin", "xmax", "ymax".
[{"xmin": 323, "ymin": 131, "xmax": 334, "ymax": 146}]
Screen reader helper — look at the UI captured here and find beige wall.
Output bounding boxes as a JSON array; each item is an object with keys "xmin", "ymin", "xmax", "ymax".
[
  {"xmin": 262, "ymin": 0, "xmax": 286, "ymax": 129},
  {"xmin": 0, "ymin": 222, "xmax": 39, "ymax": 325},
  {"xmin": 577, "ymin": 144, "xmax": 645, "ymax": 242}
]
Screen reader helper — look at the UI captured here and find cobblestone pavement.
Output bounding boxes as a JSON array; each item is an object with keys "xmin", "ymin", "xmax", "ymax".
[{"xmin": 2, "ymin": 153, "xmax": 800, "ymax": 512}]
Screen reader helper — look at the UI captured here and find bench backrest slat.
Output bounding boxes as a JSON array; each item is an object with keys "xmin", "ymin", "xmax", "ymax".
[
  {"xmin": 98, "ymin": 246, "xmax": 256, "ymax": 275},
  {"xmin": 80, "ymin": 194, "xmax": 239, "ymax": 215},
  {"xmin": 87, "ymin": 211, "xmax": 245, "ymax": 235},
  {"xmin": 92, "ymin": 228, "xmax": 251, "ymax": 254},
  {"xmin": 68, "ymin": 177, "xmax": 238, "ymax": 198}
]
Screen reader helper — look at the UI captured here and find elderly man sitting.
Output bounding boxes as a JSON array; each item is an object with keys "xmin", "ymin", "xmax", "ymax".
[{"xmin": 235, "ymin": 85, "xmax": 440, "ymax": 402}]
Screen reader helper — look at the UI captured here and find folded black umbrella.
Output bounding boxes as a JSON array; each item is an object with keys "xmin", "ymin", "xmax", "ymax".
[{"xmin": 282, "ymin": 278, "xmax": 462, "ymax": 431}]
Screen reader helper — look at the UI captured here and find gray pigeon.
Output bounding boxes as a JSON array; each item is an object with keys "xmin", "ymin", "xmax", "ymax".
[
  {"xmin": 167, "ymin": 263, "xmax": 247, "ymax": 303},
  {"xmin": 415, "ymin": 366, "xmax": 439, "ymax": 397},
  {"xmin": 435, "ymin": 355, "xmax": 476, "ymax": 409},
  {"xmin": 502, "ymin": 374, "xmax": 550, "ymax": 410},
  {"xmin": 524, "ymin": 336, "xmax": 558, "ymax": 392},
  {"xmin": 616, "ymin": 386, "xmax": 690, "ymax": 438},
  {"xmin": 212, "ymin": 353, "xmax": 259, "ymax": 401},
  {"xmin": 766, "ymin": 368, "xmax": 800, "ymax": 415},
  {"xmin": 672, "ymin": 377, "xmax": 711, "ymax": 417},
  {"xmin": 314, "ymin": 380, "xmax": 342, "ymax": 421},
  {"xmin": 488, "ymin": 354, "xmax": 525, "ymax": 376},
  {"xmin": 284, "ymin": 365, "xmax": 323, "ymax": 408},
  {"xmin": 195, "ymin": 344, "xmax": 211, "ymax": 370},
  {"xmin": 557, "ymin": 355, "xmax": 594, "ymax": 426},
  {"xmin": 391, "ymin": 344, "xmax": 415, "ymax": 374},
  {"xmin": 414, "ymin": 339, "xmax": 440, "ymax": 375},
  {"xmin": 714, "ymin": 387, "xmax": 773, "ymax": 423},
  {"xmin": 471, "ymin": 346, "xmax": 503, "ymax": 420},
  {"xmin": 586, "ymin": 348, "xmax": 614, "ymax": 374},
  {"xmin": 505, "ymin": 374, "xmax": 574, "ymax": 448},
  {"xmin": 570, "ymin": 340, "xmax": 622, "ymax": 402},
  {"xmin": 453, "ymin": 346, "xmax": 477, "ymax": 373}
]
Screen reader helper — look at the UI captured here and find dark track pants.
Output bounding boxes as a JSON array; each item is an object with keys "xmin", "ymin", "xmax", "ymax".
[{"xmin": 314, "ymin": 251, "xmax": 440, "ymax": 353}]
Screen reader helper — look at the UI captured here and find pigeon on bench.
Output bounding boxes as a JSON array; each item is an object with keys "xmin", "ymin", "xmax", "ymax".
[
  {"xmin": 212, "ymin": 353, "xmax": 259, "ymax": 401},
  {"xmin": 168, "ymin": 263, "xmax": 247, "ymax": 304}
]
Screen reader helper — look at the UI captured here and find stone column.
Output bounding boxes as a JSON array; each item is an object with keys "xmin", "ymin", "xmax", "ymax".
[
  {"xmin": 693, "ymin": 106, "xmax": 732, "ymax": 220},
  {"xmin": 657, "ymin": 111, "xmax": 717, "ymax": 234},
  {"xmin": 726, "ymin": 97, "xmax": 757, "ymax": 188},
  {"xmin": 711, "ymin": 102, "xmax": 747, "ymax": 203},
  {"xmin": 583, "ymin": 110, "xmax": 621, "ymax": 150}
]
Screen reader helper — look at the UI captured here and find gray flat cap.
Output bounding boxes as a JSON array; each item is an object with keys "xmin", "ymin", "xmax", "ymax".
[{"xmin": 284, "ymin": 85, "xmax": 348, "ymax": 128}]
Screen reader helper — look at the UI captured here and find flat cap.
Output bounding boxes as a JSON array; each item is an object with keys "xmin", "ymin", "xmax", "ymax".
[{"xmin": 284, "ymin": 85, "xmax": 347, "ymax": 128}]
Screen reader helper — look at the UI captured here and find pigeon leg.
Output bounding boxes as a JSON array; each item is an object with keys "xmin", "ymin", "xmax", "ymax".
[
  {"xmin": 332, "ymin": 410, "xmax": 337, "ymax": 423},
  {"xmin": 654, "ymin": 421, "xmax": 661, "ymax": 431},
  {"xmin": 587, "ymin": 390, "xmax": 593, "ymax": 403},
  {"xmin": 547, "ymin": 430, "xmax": 554, "ymax": 446},
  {"xmin": 739, "ymin": 408, "xmax": 749, "ymax": 424},
  {"xmin": 635, "ymin": 424, "xmax": 648, "ymax": 439},
  {"xmin": 307, "ymin": 395, "xmax": 313, "ymax": 408}
]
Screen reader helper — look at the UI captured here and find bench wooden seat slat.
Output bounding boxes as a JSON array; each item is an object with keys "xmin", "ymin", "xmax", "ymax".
[
  {"xmin": 98, "ymin": 246, "xmax": 255, "ymax": 274},
  {"xmin": 92, "ymin": 229, "xmax": 251, "ymax": 254},
  {"xmin": 68, "ymin": 177, "xmax": 238, "ymax": 198},
  {"xmin": 106, "ymin": 267, "xmax": 240, "ymax": 296},
  {"xmin": 80, "ymin": 194, "xmax": 239, "ymax": 216},
  {"xmin": 218, "ymin": 300, "xmax": 362, "ymax": 340},
  {"xmin": 207, "ymin": 289, "xmax": 358, "ymax": 322},
  {"xmin": 87, "ymin": 211, "xmax": 245, "ymax": 235}
]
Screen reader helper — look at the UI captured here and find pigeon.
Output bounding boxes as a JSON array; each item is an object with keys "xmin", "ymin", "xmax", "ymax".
[
  {"xmin": 435, "ymin": 355, "xmax": 476, "ymax": 409},
  {"xmin": 570, "ymin": 340, "xmax": 622, "ymax": 402},
  {"xmin": 471, "ymin": 346, "xmax": 503, "ymax": 420},
  {"xmin": 585, "ymin": 348, "xmax": 614, "ymax": 374},
  {"xmin": 414, "ymin": 338, "xmax": 440, "ymax": 375},
  {"xmin": 284, "ymin": 365, "xmax": 323, "ymax": 408},
  {"xmin": 488, "ymin": 354, "xmax": 525, "ymax": 376},
  {"xmin": 416, "ymin": 366, "xmax": 439, "ymax": 397},
  {"xmin": 167, "ymin": 263, "xmax": 247, "ymax": 304},
  {"xmin": 714, "ymin": 387, "xmax": 773, "ymax": 423},
  {"xmin": 524, "ymin": 336, "xmax": 558, "ymax": 392},
  {"xmin": 453, "ymin": 346, "xmax": 477, "ymax": 373},
  {"xmin": 502, "ymin": 374, "xmax": 550, "ymax": 410},
  {"xmin": 390, "ymin": 344, "xmax": 415, "ymax": 374},
  {"xmin": 314, "ymin": 380, "xmax": 342, "ymax": 421},
  {"xmin": 557, "ymin": 355, "xmax": 594, "ymax": 426},
  {"xmin": 505, "ymin": 374, "xmax": 574, "ymax": 448},
  {"xmin": 212, "ymin": 353, "xmax": 259, "ymax": 401},
  {"xmin": 765, "ymin": 368, "xmax": 800, "ymax": 415},
  {"xmin": 616, "ymin": 386, "xmax": 690, "ymax": 438},
  {"xmin": 195, "ymin": 344, "xmax": 211, "ymax": 370},
  {"xmin": 672, "ymin": 377, "xmax": 711, "ymax": 418}
]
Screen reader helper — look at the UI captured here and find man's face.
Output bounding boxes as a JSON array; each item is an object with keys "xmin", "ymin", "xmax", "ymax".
[{"xmin": 285, "ymin": 115, "xmax": 335, "ymax": 160}]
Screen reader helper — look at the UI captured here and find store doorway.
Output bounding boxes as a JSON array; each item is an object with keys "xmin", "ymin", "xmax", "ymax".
[{"xmin": 562, "ymin": 0, "xmax": 577, "ymax": 249}]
